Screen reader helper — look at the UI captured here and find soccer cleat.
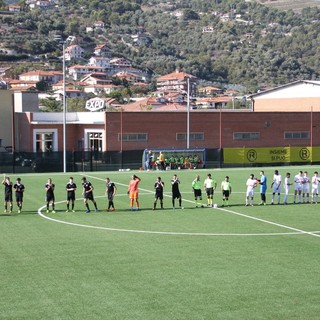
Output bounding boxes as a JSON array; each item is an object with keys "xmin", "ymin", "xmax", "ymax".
[
  {"xmin": 66, "ymin": 210, "xmax": 69, "ymax": 212},
  {"xmin": 46, "ymin": 210, "xmax": 49, "ymax": 213},
  {"xmin": 112, "ymin": 208, "xmax": 115, "ymax": 211},
  {"xmin": 106, "ymin": 209, "xmax": 110, "ymax": 212},
  {"xmin": 18, "ymin": 210, "xmax": 21, "ymax": 213},
  {"xmin": 85, "ymin": 210, "xmax": 90, "ymax": 213},
  {"xmin": 95, "ymin": 209, "xmax": 98, "ymax": 212},
  {"xmin": 72, "ymin": 210, "xmax": 75, "ymax": 212},
  {"xmin": 52, "ymin": 210, "xmax": 56, "ymax": 213},
  {"xmin": 136, "ymin": 208, "xmax": 139, "ymax": 211}
]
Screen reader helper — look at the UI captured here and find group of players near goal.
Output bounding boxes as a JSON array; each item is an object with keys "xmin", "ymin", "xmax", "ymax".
[{"xmin": 2, "ymin": 169, "xmax": 319, "ymax": 213}]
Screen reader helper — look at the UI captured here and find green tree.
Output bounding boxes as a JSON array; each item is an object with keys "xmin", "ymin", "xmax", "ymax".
[{"xmin": 40, "ymin": 98, "xmax": 62, "ymax": 112}]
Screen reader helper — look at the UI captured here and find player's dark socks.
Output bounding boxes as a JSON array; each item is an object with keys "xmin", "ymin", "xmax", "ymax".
[
  {"xmin": 86, "ymin": 203, "xmax": 90, "ymax": 210},
  {"xmin": 179, "ymin": 199, "xmax": 182, "ymax": 207}
]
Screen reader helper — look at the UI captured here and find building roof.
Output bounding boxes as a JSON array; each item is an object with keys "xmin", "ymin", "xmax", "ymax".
[
  {"xmin": 157, "ymin": 70, "xmax": 197, "ymax": 81},
  {"xmin": 196, "ymin": 97, "xmax": 232, "ymax": 103},
  {"xmin": 10, "ymin": 85, "xmax": 38, "ymax": 91},
  {"xmin": 19, "ymin": 70, "xmax": 60, "ymax": 77},
  {"xmin": 250, "ymin": 80, "xmax": 320, "ymax": 99}
]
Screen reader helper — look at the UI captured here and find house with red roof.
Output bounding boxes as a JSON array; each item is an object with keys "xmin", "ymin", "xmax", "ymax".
[{"xmin": 157, "ymin": 70, "xmax": 197, "ymax": 96}]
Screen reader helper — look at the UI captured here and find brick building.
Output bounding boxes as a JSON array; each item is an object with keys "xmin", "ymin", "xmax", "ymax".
[{"xmin": 1, "ymin": 79, "xmax": 320, "ymax": 156}]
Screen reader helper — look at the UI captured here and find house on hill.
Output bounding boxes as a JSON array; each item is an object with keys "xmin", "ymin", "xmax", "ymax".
[
  {"xmin": 198, "ymin": 86, "xmax": 223, "ymax": 96},
  {"xmin": 157, "ymin": 70, "xmax": 197, "ymax": 96},
  {"xmin": 18, "ymin": 70, "xmax": 62, "ymax": 90},
  {"xmin": 68, "ymin": 65, "xmax": 106, "ymax": 81},
  {"xmin": 64, "ymin": 45, "xmax": 85, "ymax": 61},
  {"xmin": 93, "ymin": 43, "xmax": 111, "ymax": 57}
]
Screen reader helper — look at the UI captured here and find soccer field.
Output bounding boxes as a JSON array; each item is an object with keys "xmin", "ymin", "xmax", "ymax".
[{"xmin": 1, "ymin": 166, "xmax": 320, "ymax": 319}]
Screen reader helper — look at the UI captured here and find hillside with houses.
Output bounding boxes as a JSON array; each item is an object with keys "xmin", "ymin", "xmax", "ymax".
[{"xmin": 1, "ymin": 0, "xmax": 320, "ymax": 109}]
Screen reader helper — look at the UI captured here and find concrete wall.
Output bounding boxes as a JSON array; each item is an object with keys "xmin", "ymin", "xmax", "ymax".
[
  {"xmin": 14, "ymin": 91, "xmax": 39, "ymax": 113},
  {"xmin": 253, "ymin": 97, "xmax": 320, "ymax": 112}
]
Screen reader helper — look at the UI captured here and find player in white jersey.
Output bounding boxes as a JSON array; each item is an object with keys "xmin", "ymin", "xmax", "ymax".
[
  {"xmin": 271, "ymin": 170, "xmax": 282, "ymax": 205},
  {"xmin": 245, "ymin": 174, "xmax": 258, "ymax": 206},
  {"xmin": 302, "ymin": 171, "xmax": 310, "ymax": 203},
  {"xmin": 293, "ymin": 171, "xmax": 304, "ymax": 203},
  {"xmin": 311, "ymin": 171, "xmax": 320, "ymax": 204},
  {"xmin": 283, "ymin": 172, "xmax": 292, "ymax": 205}
]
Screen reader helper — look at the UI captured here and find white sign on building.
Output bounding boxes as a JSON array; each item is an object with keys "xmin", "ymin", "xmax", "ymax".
[{"xmin": 85, "ymin": 98, "xmax": 105, "ymax": 112}]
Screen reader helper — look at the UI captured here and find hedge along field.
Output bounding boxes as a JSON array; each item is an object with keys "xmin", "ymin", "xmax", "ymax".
[{"xmin": 0, "ymin": 166, "xmax": 320, "ymax": 320}]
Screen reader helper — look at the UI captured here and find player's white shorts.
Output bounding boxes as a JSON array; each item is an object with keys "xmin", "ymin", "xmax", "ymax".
[
  {"xmin": 302, "ymin": 184, "xmax": 310, "ymax": 193},
  {"xmin": 272, "ymin": 183, "xmax": 281, "ymax": 193},
  {"xmin": 294, "ymin": 184, "xmax": 302, "ymax": 191},
  {"xmin": 246, "ymin": 189, "xmax": 254, "ymax": 197}
]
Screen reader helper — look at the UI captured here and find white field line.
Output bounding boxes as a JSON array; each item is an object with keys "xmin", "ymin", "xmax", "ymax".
[{"xmin": 37, "ymin": 205, "xmax": 318, "ymax": 237}]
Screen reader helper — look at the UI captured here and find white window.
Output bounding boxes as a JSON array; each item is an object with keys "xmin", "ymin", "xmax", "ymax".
[
  {"xmin": 33, "ymin": 129, "xmax": 58, "ymax": 152},
  {"xmin": 84, "ymin": 129, "xmax": 105, "ymax": 151}
]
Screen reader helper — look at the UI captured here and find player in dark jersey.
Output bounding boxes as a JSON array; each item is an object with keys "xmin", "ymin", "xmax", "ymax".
[
  {"xmin": 2, "ymin": 175, "xmax": 13, "ymax": 213},
  {"xmin": 82, "ymin": 177, "xmax": 98, "ymax": 213},
  {"xmin": 45, "ymin": 178, "xmax": 55, "ymax": 213},
  {"xmin": 13, "ymin": 178, "xmax": 24, "ymax": 213},
  {"xmin": 66, "ymin": 177, "xmax": 77, "ymax": 212},
  {"xmin": 105, "ymin": 177, "xmax": 117, "ymax": 212},
  {"xmin": 153, "ymin": 177, "xmax": 164, "ymax": 210},
  {"xmin": 171, "ymin": 174, "xmax": 183, "ymax": 209}
]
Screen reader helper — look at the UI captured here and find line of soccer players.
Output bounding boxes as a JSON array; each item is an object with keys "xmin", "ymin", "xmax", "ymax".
[
  {"xmin": 3, "ymin": 170, "xmax": 317, "ymax": 214},
  {"xmin": 2, "ymin": 173, "xmax": 232, "ymax": 213}
]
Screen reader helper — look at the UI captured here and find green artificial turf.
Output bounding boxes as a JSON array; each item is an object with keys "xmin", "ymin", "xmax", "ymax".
[{"xmin": 0, "ymin": 167, "xmax": 320, "ymax": 319}]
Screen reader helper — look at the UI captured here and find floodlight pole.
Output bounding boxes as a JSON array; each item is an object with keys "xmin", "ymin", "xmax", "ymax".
[
  {"xmin": 62, "ymin": 42, "xmax": 67, "ymax": 173},
  {"xmin": 187, "ymin": 77, "xmax": 190, "ymax": 149}
]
